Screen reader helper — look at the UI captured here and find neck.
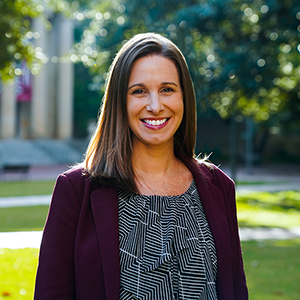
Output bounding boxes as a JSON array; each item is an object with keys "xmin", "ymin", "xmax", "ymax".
[
  {"xmin": 131, "ymin": 141, "xmax": 193, "ymax": 196},
  {"xmin": 131, "ymin": 143, "xmax": 178, "ymax": 177}
]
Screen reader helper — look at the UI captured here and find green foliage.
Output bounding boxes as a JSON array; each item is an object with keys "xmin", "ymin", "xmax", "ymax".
[
  {"xmin": 0, "ymin": 0, "xmax": 75, "ymax": 81},
  {"xmin": 0, "ymin": 0, "xmax": 41, "ymax": 80},
  {"xmin": 74, "ymin": 0, "xmax": 300, "ymax": 133},
  {"xmin": 181, "ymin": 0, "xmax": 300, "ymax": 126},
  {"xmin": 0, "ymin": 248, "xmax": 38, "ymax": 300}
]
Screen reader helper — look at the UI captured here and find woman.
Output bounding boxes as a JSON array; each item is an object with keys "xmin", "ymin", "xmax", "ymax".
[{"xmin": 35, "ymin": 33, "xmax": 248, "ymax": 300}]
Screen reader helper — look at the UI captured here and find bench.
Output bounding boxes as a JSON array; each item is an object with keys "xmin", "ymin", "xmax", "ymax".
[{"xmin": 0, "ymin": 164, "xmax": 30, "ymax": 178}]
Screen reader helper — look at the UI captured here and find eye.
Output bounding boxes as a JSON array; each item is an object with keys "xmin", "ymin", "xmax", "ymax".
[
  {"xmin": 161, "ymin": 87, "xmax": 174, "ymax": 93},
  {"xmin": 132, "ymin": 89, "xmax": 146, "ymax": 95}
]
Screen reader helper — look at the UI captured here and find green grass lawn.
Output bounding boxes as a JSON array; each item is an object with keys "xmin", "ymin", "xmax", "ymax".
[
  {"xmin": 0, "ymin": 206, "xmax": 49, "ymax": 232},
  {"xmin": 0, "ymin": 181, "xmax": 55, "ymax": 197},
  {"xmin": 237, "ymin": 190, "xmax": 300, "ymax": 228},
  {"xmin": 0, "ymin": 248, "xmax": 38, "ymax": 300},
  {"xmin": 0, "ymin": 240, "xmax": 299, "ymax": 299},
  {"xmin": 242, "ymin": 239, "xmax": 300, "ymax": 300},
  {"xmin": 0, "ymin": 180, "xmax": 53, "ymax": 232}
]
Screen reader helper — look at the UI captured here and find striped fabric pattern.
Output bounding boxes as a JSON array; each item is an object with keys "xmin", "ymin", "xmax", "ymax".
[{"xmin": 118, "ymin": 180, "xmax": 218, "ymax": 299}]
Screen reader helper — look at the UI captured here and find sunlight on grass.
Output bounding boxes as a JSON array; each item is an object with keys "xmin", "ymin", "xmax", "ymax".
[
  {"xmin": 237, "ymin": 190, "xmax": 300, "ymax": 228},
  {"xmin": 237, "ymin": 206, "xmax": 300, "ymax": 228},
  {"xmin": 0, "ymin": 248, "xmax": 38, "ymax": 300}
]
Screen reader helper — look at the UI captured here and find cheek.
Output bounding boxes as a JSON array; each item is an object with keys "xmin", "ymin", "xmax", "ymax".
[
  {"xmin": 176, "ymin": 100, "xmax": 184, "ymax": 128},
  {"xmin": 126, "ymin": 98, "xmax": 139, "ymax": 126},
  {"xmin": 180, "ymin": 100, "xmax": 184, "ymax": 115},
  {"xmin": 126, "ymin": 97, "xmax": 133, "ymax": 115},
  {"xmin": 175, "ymin": 98, "xmax": 184, "ymax": 119}
]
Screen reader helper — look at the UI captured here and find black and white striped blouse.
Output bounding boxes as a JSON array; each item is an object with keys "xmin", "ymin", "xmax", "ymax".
[{"xmin": 118, "ymin": 180, "xmax": 218, "ymax": 300}]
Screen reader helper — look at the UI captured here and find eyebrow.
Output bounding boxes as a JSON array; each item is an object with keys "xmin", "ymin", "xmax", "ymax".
[{"xmin": 127, "ymin": 82, "xmax": 179, "ymax": 90}]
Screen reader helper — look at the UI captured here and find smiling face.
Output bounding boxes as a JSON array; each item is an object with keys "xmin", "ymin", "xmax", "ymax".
[{"xmin": 127, "ymin": 55, "xmax": 184, "ymax": 151}]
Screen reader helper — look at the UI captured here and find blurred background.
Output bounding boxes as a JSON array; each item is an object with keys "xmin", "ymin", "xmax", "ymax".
[
  {"xmin": 0, "ymin": 0, "xmax": 300, "ymax": 176},
  {"xmin": 0, "ymin": 0, "xmax": 300, "ymax": 299}
]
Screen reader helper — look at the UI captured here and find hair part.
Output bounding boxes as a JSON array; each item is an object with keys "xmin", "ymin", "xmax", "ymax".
[{"xmin": 84, "ymin": 33, "xmax": 197, "ymax": 192}]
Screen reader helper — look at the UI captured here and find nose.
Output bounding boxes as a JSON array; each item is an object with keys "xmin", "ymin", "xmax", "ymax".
[{"xmin": 146, "ymin": 93, "xmax": 164, "ymax": 115}]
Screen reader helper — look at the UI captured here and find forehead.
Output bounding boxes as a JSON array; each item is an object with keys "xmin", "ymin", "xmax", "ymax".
[{"xmin": 129, "ymin": 55, "xmax": 180, "ymax": 83}]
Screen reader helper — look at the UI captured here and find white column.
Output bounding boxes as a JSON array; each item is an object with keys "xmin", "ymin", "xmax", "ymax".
[
  {"xmin": 57, "ymin": 15, "xmax": 74, "ymax": 139},
  {"xmin": 0, "ymin": 80, "xmax": 17, "ymax": 138},
  {"xmin": 19, "ymin": 102, "xmax": 31, "ymax": 139},
  {"xmin": 31, "ymin": 18, "xmax": 49, "ymax": 138}
]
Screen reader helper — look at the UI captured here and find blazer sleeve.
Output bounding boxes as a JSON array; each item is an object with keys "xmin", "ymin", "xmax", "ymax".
[
  {"xmin": 224, "ymin": 175, "xmax": 248, "ymax": 299},
  {"xmin": 34, "ymin": 173, "xmax": 82, "ymax": 300}
]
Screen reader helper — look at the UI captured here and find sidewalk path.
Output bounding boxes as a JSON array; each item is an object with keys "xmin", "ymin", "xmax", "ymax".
[
  {"xmin": 1, "ymin": 227, "xmax": 300, "ymax": 249},
  {"xmin": 0, "ymin": 194, "xmax": 51, "ymax": 208},
  {"xmin": 0, "ymin": 231, "xmax": 43, "ymax": 248},
  {"xmin": 236, "ymin": 179, "xmax": 300, "ymax": 193},
  {"xmin": 239, "ymin": 227, "xmax": 300, "ymax": 241}
]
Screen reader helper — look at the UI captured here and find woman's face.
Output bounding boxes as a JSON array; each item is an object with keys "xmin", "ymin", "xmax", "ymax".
[{"xmin": 127, "ymin": 55, "xmax": 184, "ymax": 150}]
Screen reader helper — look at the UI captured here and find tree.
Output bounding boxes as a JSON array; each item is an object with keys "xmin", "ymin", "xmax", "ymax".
[
  {"xmin": 169, "ymin": 0, "xmax": 300, "ymax": 173},
  {"xmin": 0, "ymin": 0, "xmax": 77, "ymax": 81},
  {"xmin": 175, "ymin": 0, "xmax": 300, "ymax": 126},
  {"xmin": 0, "ymin": 0, "xmax": 40, "ymax": 80},
  {"xmin": 76, "ymin": 0, "xmax": 300, "ymax": 124}
]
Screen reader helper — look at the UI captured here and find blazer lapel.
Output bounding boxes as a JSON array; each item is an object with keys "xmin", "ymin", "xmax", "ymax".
[
  {"xmin": 90, "ymin": 186, "xmax": 120, "ymax": 300},
  {"xmin": 191, "ymin": 164, "xmax": 233, "ymax": 296}
]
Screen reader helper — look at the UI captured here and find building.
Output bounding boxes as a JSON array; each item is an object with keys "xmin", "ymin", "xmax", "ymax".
[{"xmin": 0, "ymin": 13, "xmax": 74, "ymax": 140}]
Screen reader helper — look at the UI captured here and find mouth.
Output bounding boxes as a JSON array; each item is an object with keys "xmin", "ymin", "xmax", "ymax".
[
  {"xmin": 142, "ymin": 118, "xmax": 169, "ymax": 126},
  {"xmin": 141, "ymin": 118, "xmax": 170, "ymax": 129}
]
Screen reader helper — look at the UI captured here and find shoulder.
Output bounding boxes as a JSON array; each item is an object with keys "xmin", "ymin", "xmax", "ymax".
[
  {"xmin": 54, "ymin": 164, "xmax": 91, "ymax": 199},
  {"xmin": 60, "ymin": 164, "xmax": 88, "ymax": 182},
  {"xmin": 194, "ymin": 159, "xmax": 235, "ymax": 190}
]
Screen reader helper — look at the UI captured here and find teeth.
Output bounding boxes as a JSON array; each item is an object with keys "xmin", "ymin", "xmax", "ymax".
[{"xmin": 144, "ymin": 119, "xmax": 167, "ymax": 126}]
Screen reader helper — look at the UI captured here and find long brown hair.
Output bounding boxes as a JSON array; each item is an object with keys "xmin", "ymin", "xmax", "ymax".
[{"xmin": 84, "ymin": 33, "xmax": 196, "ymax": 192}]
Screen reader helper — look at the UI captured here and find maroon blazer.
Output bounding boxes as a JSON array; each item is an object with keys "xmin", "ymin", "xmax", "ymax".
[{"xmin": 34, "ymin": 161, "xmax": 248, "ymax": 300}]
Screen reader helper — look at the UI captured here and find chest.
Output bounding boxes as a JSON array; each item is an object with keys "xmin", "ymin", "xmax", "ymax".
[{"xmin": 118, "ymin": 184, "xmax": 218, "ymax": 299}]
